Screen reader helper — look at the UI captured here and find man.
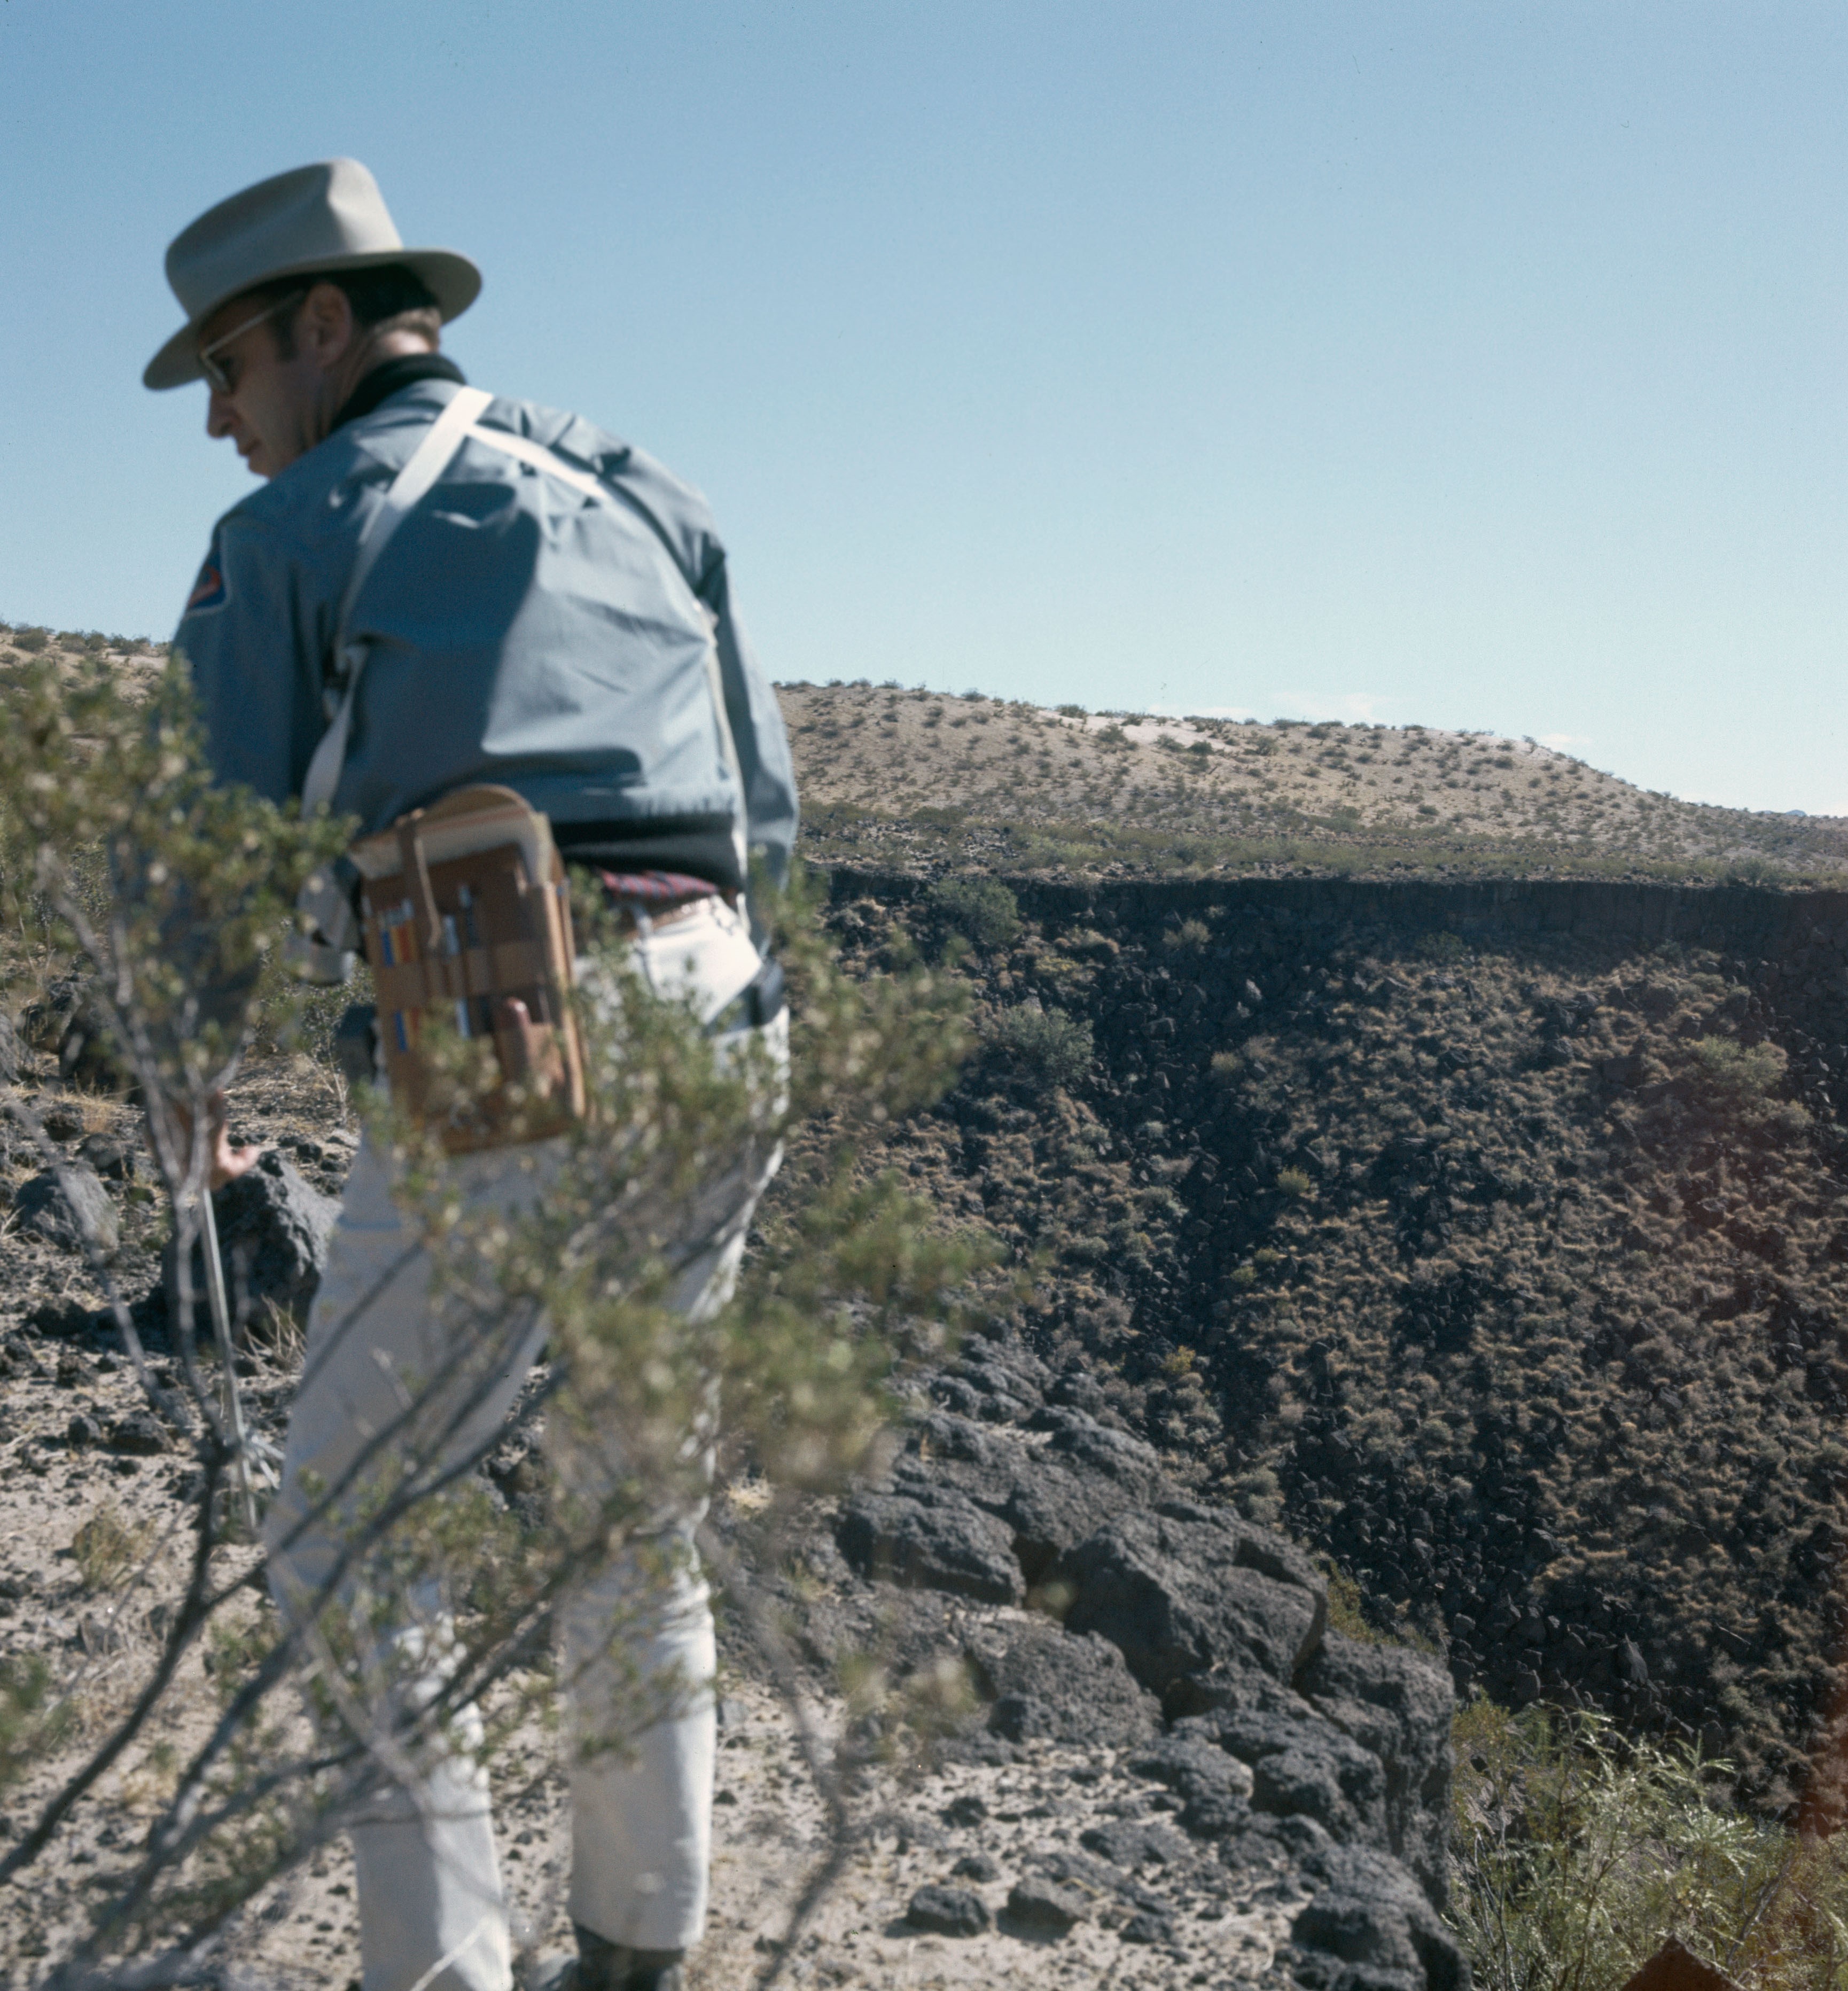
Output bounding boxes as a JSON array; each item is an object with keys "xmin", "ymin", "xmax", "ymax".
[{"xmin": 145, "ymin": 159, "xmax": 798, "ymax": 1991}]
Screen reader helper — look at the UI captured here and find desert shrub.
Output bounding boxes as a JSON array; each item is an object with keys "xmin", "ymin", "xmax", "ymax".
[
  {"xmin": 0, "ymin": 658, "xmax": 990, "ymax": 1980},
  {"xmin": 1728, "ymin": 857, "xmax": 1792, "ymax": 884},
  {"xmin": 1276, "ymin": 1166, "xmax": 1315, "ymax": 1198},
  {"xmin": 1452, "ymin": 1704, "xmax": 1848, "ymax": 1989},
  {"xmin": 990, "ymin": 1004, "xmax": 1093, "ymax": 1087},
  {"xmin": 1164, "ymin": 916, "xmax": 1212, "ymax": 952},
  {"xmin": 1689, "ymin": 1036, "xmax": 1790, "ymax": 1111},
  {"xmin": 12, "ymin": 628, "xmax": 48, "ymax": 654},
  {"xmin": 929, "ymin": 875, "xmax": 1020, "ymax": 948},
  {"xmin": 1325, "ymin": 1570, "xmax": 1390, "ymax": 1644},
  {"xmin": 1210, "ymin": 1048, "xmax": 1244, "ymax": 1085},
  {"xmin": 0, "ymin": 1656, "xmax": 68, "ymax": 1797},
  {"xmin": 71, "ymin": 1502, "xmax": 154, "ymax": 1592}
]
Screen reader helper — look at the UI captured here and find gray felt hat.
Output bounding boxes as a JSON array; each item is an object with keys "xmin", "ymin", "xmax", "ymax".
[{"xmin": 144, "ymin": 158, "xmax": 481, "ymax": 390}]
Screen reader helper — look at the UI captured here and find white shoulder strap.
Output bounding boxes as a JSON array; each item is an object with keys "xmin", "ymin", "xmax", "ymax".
[
  {"xmin": 301, "ymin": 385, "xmax": 493, "ymax": 813},
  {"xmin": 301, "ymin": 392, "xmax": 750, "ymax": 890},
  {"xmin": 464, "ymin": 420, "xmax": 751, "ymax": 884}
]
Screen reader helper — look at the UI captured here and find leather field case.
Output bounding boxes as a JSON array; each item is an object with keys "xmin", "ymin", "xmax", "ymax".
[{"xmin": 351, "ymin": 785, "xmax": 587, "ymax": 1152}]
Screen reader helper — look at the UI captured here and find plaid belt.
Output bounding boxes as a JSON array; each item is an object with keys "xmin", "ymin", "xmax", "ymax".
[{"xmin": 593, "ymin": 868, "xmax": 728, "ymax": 932}]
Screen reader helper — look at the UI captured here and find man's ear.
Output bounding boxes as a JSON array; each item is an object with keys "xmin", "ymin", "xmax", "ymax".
[{"xmin": 299, "ymin": 282, "xmax": 358, "ymax": 367}]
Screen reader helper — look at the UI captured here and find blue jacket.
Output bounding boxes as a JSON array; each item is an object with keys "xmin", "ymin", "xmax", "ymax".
[{"xmin": 173, "ymin": 368, "xmax": 797, "ymax": 891}]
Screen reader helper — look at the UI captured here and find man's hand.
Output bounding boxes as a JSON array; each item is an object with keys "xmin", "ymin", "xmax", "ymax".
[
  {"xmin": 207, "ymin": 1121, "xmax": 264, "ymax": 1191},
  {"xmin": 152, "ymin": 1091, "xmax": 264, "ymax": 1191}
]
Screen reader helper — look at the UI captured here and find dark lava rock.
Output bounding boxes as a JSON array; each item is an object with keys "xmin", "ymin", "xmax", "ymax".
[
  {"xmin": 209, "ymin": 1151, "xmax": 341, "ymax": 1321},
  {"xmin": 1027, "ymin": 1405, "xmax": 1161, "ymax": 1483},
  {"xmin": 987, "ymin": 1693, "xmax": 1045, "ymax": 1743},
  {"xmin": 928, "ymin": 1375, "xmax": 993, "ymax": 1421},
  {"xmin": 950, "ymin": 1853, "xmax": 1000, "ymax": 1883},
  {"xmin": 903, "ymin": 1885, "xmax": 990, "ymax": 1938},
  {"xmin": 106, "ymin": 1410, "xmax": 169, "ymax": 1457},
  {"xmin": 1050, "ymin": 1504, "xmax": 1325, "ymax": 1708},
  {"xmin": 41, "ymin": 1101, "xmax": 87, "ymax": 1141},
  {"xmin": 1079, "ymin": 1818, "xmax": 1191, "ymax": 1869},
  {"xmin": 1004, "ymin": 1876, "xmax": 1085, "ymax": 1935},
  {"xmin": 1048, "ymin": 1367, "xmax": 1109, "ymax": 1414},
  {"xmin": 66, "ymin": 1412, "xmax": 102, "ymax": 1447},
  {"xmin": 0, "ymin": 1335, "xmax": 45, "ymax": 1381},
  {"xmin": 956, "ymin": 1350, "xmax": 1046, "ymax": 1403},
  {"xmin": 1125, "ymin": 1736, "xmax": 1254, "ymax": 1841},
  {"xmin": 15, "ymin": 1163, "xmax": 119, "ymax": 1254},
  {"xmin": 884, "ymin": 1436, "xmax": 1134, "ymax": 1588},
  {"xmin": 907, "ymin": 1410, "xmax": 997, "ymax": 1465},
  {"xmin": 0, "ymin": 1013, "xmax": 18, "ymax": 1085},
  {"xmin": 165, "ymin": 1150, "xmax": 340, "ymax": 1329},
  {"xmin": 1180, "ymin": 1704, "xmax": 1386, "ymax": 1849},
  {"xmin": 941, "ymin": 1793, "xmax": 987, "ymax": 1827},
  {"xmin": 1288, "ymin": 1844, "xmax": 1467, "ymax": 1990},
  {"xmin": 836, "ymin": 1486, "xmax": 1024, "ymax": 1605},
  {"xmin": 26, "ymin": 1297, "xmax": 102, "ymax": 1342},
  {"xmin": 19, "ymin": 980, "xmax": 131, "ymax": 1092},
  {"xmin": 77, "ymin": 1132, "xmax": 142, "ymax": 1183},
  {"xmin": 967, "ymin": 1620, "xmax": 1161, "ymax": 1747},
  {"xmin": 1119, "ymin": 1910, "xmax": 1178, "ymax": 1946},
  {"xmin": 1302, "ymin": 1632, "xmax": 1455, "ymax": 1909},
  {"xmin": 996, "ymin": 1461, "xmax": 1139, "ymax": 1586}
]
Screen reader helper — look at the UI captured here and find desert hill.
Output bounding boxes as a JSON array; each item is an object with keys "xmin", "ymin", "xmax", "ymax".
[
  {"xmin": 8, "ymin": 621, "xmax": 1838, "ymax": 887},
  {"xmin": 782, "ymin": 679, "xmax": 1848, "ymax": 883}
]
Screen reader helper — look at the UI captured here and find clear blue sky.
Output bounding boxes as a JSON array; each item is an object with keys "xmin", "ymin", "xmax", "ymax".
[{"xmin": 2, "ymin": 3, "xmax": 1842, "ymax": 812}]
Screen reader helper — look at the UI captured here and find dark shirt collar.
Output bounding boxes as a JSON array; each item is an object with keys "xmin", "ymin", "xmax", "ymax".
[{"xmin": 330, "ymin": 353, "xmax": 467, "ymax": 435}]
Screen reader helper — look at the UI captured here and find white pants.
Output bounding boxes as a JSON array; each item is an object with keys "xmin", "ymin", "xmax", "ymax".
[{"xmin": 266, "ymin": 900, "xmax": 782, "ymax": 1991}]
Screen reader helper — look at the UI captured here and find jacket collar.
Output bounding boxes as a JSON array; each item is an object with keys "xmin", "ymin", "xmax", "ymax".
[{"xmin": 331, "ymin": 353, "xmax": 466, "ymax": 434}]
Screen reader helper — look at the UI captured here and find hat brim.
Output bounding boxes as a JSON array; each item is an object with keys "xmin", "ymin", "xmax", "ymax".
[{"xmin": 143, "ymin": 246, "xmax": 481, "ymax": 391}]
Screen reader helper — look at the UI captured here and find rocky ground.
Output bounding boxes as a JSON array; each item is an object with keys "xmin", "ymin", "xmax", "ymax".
[
  {"xmin": 5, "ymin": 623, "xmax": 1848, "ymax": 1985},
  {"xmin": 0, "ymin": 983, "xmax": 1462, "ymax": 1987},
  {"xmin": 5, "ymin": 851, "xmax": 1848, "ymax": 1979}
]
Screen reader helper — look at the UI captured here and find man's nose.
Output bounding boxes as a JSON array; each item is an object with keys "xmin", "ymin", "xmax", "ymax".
[{"xmin": 205, "ymin": 389, "xmax": 235, "ymax": 440}]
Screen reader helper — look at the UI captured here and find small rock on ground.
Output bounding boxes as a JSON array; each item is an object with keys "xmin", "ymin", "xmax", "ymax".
[
  {"xmin": 13, "ymin": 1164, "xmax": 119, "ymax": 1255},
  {"xmin": 1005, "ymin": 1877, "xmax": 1085, "ymax": 1935},
  {"xmin": 904, "ymin": 1885, "xmax": 991, "ymax": 1938}
]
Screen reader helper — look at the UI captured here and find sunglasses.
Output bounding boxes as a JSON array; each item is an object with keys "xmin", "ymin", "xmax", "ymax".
[{"xmin": 197, "ymin": 290, "xmax": 306, "ymax": 394}]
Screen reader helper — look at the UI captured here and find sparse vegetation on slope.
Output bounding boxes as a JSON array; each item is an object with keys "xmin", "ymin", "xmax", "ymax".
[
  {"xmin": 813, "ymin": 875, "xmax": 1848, "ymax": 1818},
  {"xmin": 780, "ymin": 682, "xmax": 1848, "ymax": 883}
]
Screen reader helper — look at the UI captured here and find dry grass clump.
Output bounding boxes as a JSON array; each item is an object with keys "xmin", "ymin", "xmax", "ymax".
[
  {"xmin": 69, "ymin": 1503, "xmax": 153, "ymax": 1593},
  {"xmin": 1452, "ymin": 1701, "xmax": 1848, "ymax": 1989}
]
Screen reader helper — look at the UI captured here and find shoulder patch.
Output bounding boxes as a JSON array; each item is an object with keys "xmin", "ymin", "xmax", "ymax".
[{"xmin": 184, "ymin": 550, "xmax": 228, "ymax": 617}]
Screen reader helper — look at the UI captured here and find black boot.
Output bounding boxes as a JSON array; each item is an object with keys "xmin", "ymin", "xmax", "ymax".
[{"xmin": 570, "ymin": 1925, "xmax": 684, "ymax": 1991}]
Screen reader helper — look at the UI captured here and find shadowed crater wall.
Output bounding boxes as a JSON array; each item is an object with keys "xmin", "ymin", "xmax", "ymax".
[{"xmin": 820, "ymin": 868, "xmax": 1848, "ymax": 1812}]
